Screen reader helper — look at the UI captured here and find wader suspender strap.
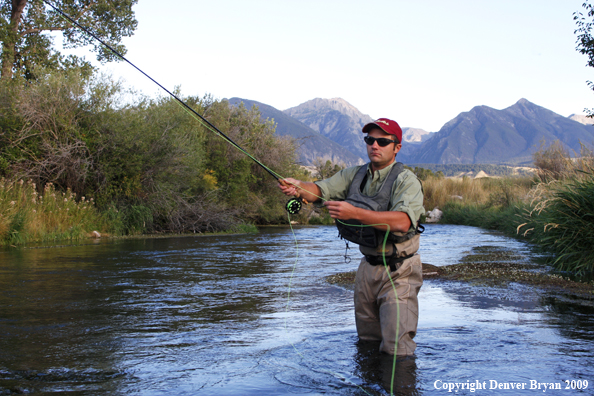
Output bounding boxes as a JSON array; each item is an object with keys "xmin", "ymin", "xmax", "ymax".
[{"xmin": 335, "ymin": 162, "xmax": 407, "ymax": 248}]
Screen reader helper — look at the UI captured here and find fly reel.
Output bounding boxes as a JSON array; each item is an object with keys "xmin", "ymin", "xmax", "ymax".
[{"xmin": 285, "ymin": 197, "xmax": 303, "ymax": 215}]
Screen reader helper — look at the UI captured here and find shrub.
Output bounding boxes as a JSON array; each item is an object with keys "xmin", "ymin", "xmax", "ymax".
[
  {"xmin": 1, "ymin": 69, "xmax": 300, "ymax": 236},
  {"xmin": 533, "ymin": 140, "xmax": 571, "ymax": 181},
  {"xmin": 519, "ymin": 172, "xmax": 594, "ymax": 274},
  {"xmin": 442, "ymin": 200, "xmax": 526, "ymax": 237},
  {"xmin": 313, "ymin": 158, "xmax": 344, "ymax": 180}
]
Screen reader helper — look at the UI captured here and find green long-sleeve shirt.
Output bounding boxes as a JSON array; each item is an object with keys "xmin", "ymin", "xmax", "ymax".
[{"xmin": 314, "ymin": 161, "xmax": 425, "ymax": 233}]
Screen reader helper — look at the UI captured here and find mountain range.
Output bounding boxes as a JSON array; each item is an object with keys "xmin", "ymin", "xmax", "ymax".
[
  {"xmin": 284, "ymin": 98, "xmax": 373, "ymax": 160},
  {"xmin": 228, "ymin": 97, "xmax": 594, "ymax": 166},
  {"xmin": 405, "ymin": 99, "xmax": 594, "ymax": 165},
  {"xmin": 227, "ymin": 98, "xmax": 364, "ymax": 166}
]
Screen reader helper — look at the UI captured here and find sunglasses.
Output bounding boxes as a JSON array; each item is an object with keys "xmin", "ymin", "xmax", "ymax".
[{"xmin": 364, "ymin": 136, "xmax": 398, "ymax": 147}]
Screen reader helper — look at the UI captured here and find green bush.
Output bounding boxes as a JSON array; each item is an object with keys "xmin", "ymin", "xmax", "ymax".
[
  {"xmin": 6, "ymin": 210, "xmax": 27, "ymax": 245},
  {"xmin": 0, "ymin": 69, "xmax": 299, "ymax": 239},
  {"xmin": 123, "ymin": 205, "xmax": 153, "ymax": 235},
  {"xmin": 441, "ymin": 201, "xmax": 526, "ymax": 238},
  {"xmin": 519, "ymin": 172, "xmax": 594, "ymax": 274},
  {"xmin": 232, "ymin": 222, "xmax": 259, "ymax": 234}
]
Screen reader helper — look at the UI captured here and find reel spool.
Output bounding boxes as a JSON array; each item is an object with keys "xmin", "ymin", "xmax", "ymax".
[{"xmin": 285, "ymin": 197, "xmax": 303, "ymax": 214}]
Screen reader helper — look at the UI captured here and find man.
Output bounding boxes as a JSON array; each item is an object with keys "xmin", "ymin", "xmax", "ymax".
[{"xmin": 278, "ymin": 118, "xmax": 424, "ymax": 356}]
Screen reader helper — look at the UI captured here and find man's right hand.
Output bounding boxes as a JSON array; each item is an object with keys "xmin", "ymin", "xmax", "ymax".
[
  {"xmin": 278, "ymin": 178, "xmax": 301, "ymax": 197},
  {"xmin": 278, "ymin": 178, "xmax": 322, "ymax": 203}
]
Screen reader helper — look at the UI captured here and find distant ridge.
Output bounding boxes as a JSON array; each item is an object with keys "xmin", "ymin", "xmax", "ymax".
[
  {"xmin": 402, "ymin": 127, "xmax": 433, "ymax": 144},
  {"xmin": 284, "ymin": 98, "xmax": 373, "ymax": 159},
  {"xmin": 284, "ymin": 98, "xmax": 435, "ymax": 160},
  {"xmin": 408, "ymin": 99, "xmax": 594, "ymax": 165},
  {"xmin": 569, "ymin": 114, "xmax": 594, "ymax": 125},
  {"xmin": 227, "ymin": 98, "xmax": 365, "ymax": 166},
  {"xmin": 230, "ymin": 96, "xmax": 593, "ymax": 167}
]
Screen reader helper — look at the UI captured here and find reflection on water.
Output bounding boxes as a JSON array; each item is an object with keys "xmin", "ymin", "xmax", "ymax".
[{"xmin": 0, "ymin": 224, "xmax": 593, "ymax": 395}]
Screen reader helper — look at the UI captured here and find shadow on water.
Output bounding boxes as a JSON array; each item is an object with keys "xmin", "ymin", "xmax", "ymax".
[{"xmin": 0, "ymin": 224, "xmax": 593, "ymax": 395}]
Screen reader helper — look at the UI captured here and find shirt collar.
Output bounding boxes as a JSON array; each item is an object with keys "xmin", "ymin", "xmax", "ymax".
[{"xmin": 366, "ymin": 161, "xmax": 397, "ymax": 181}]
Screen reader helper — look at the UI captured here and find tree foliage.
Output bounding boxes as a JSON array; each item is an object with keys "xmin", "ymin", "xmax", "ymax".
[
  {"xmin": 532, "ymin": 140, "xmax": 570, "ymax": 181},
  {"xmin": 0, "ymin": 0, "xmax": 138, "ymax": 80},
  {"xmin": 407, "ymin": 163, "xmax": 533, "ymax": 177},
  {"xmin": 575, "ymin": 1, "xmax": 594, "ymax": 115},
  {"xmin": 313, "ymin": 158, "xmax": 344, "ymax": 180},
  {"xmin": 0, "ymin": 69, "xmax": 299, "ymax": 234},
  {"xmin": 407, "ymin": 166, "xmax": 444, "ymax": 181}
]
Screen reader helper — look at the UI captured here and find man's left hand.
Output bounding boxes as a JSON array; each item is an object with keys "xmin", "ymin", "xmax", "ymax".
[{"xmin": 324, "ymin": 201, "xmax": 359, "ymax": 220}]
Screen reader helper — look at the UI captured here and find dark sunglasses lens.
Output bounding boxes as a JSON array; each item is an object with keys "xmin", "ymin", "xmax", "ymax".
[{"xmin": 364, "ymin": 136, "xmax": 394, "ymax": 147}]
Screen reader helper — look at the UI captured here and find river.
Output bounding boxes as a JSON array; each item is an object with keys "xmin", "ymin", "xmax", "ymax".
[{"xmin": 0, "ymin": 224, "xmax": 592, "ymax": 395}]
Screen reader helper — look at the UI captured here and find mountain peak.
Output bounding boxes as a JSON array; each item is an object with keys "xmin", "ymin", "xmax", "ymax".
[
  {"xmin": 285, "ymin": 97, "xmax": 373, "ymax": 122},
  {"xmin": 227, "ymin": 97, "xmax": 365, "ymax": 166},
  {"xmin": 284, "ymin": 98, "xmax": 375, "ymax": 159},
  {"xmin": 505, "ymin": 98, "xmax": 565, "ymax": 121},
  {"xmin": 411, "ymin": 99, "xmax": 594, "ymax": 165}
]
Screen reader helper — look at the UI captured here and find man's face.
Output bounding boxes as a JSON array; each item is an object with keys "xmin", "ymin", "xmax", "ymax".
[{"xmin": 365, "ymin": 128, "xmax": 402, "ymax": 170}]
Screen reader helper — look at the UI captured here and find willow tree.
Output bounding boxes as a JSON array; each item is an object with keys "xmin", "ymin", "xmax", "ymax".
[
  {"xmin": 575, "ymin": 1, "xmax": 594, "ymax": 115},
  {"xmin": 0, "ymin": 0, "xmax": 137, "ymax": 80}
]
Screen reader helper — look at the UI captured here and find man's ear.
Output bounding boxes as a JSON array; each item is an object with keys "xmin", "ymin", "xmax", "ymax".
[{"xmin": 394, "ymin": 143, "xmax": 402, "ymax": 154}]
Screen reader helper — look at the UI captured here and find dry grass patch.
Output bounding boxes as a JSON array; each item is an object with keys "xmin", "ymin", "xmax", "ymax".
[{"xmin": 422, "ymin": 176, "xmax": 534, "ymax": 211}]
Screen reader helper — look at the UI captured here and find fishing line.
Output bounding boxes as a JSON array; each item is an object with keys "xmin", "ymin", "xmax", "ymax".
[
  {"xmin": 43, "ymin": 2, "xmax": 403, "ymax": 393},
  {"xmin": 283, "ymin": 188, "xmax": 402, "ymax": 395},
  {"xmin": 43, "ymin": 0, "xmax": 315, "ymax": 214},
  {"xmin": 285, "ymin": 213, "xmax": 399, "ymax": 395},
  {"xmin": 42, "ymin": 0, "xmax": 282, "ymax": 183}
]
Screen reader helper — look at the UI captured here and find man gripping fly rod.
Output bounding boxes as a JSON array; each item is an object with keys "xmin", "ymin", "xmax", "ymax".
[{"xmin": 278, "ymin": 118, "xmax": 425, "ymax": 356}]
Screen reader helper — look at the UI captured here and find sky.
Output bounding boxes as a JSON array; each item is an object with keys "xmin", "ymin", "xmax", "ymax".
[{"xmin": 60, "ymin": 0, "xmax": 594, "ymax": 132}]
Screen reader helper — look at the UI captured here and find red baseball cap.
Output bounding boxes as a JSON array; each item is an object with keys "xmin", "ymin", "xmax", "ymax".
[{"xmin": 362, "ymin": 118, "xmax": 402, "ymax": 144}]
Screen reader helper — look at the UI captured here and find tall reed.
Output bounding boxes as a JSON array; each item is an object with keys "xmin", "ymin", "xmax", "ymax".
[
  {"xmin": 0, "ymin": 179, "xmax": 107, "ymax": 245},
  {"xmin": 422, "ymin": 145, "xmax": 594, "ymax": 274},
  {"xmin": 519, "ymin": 171, "xmax": 594, "ymax": 274}
]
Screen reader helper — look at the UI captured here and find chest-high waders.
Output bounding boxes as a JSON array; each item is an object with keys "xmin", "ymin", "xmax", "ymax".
[
  {"xmin": 335, "ymin": 162, "xmax": 424, "ymax": 271},
  {"xmin": 337, "ymin": 162, "xmax": 425, "ymax": 356}
]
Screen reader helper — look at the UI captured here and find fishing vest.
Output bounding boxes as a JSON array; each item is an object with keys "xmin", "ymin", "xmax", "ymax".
[{"xmin": 335, "ymin": 162, "xmax": 422, "ymax": 262}]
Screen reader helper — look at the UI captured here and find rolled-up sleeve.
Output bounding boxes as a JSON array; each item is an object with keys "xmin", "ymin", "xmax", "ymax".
[
  {"xmin": 389, "ymin": 170, "xmax": 425, "ymax": 232},
  {"xmin": 313, "ymin": 166, "xmax": 360, "ymax": 202}
]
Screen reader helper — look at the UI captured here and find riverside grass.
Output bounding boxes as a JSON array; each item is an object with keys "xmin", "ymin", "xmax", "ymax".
[
  {"xmin": 0, "ymin": 179, "xmax": 107, "ymax": 246},
  {"xmin": 519, "ymin": 171, "xmax": 594, "ymax": 275},
  {"xmin": 3, "ymin": 163, "xmax": 593, "ymax": 275},
  {"xmin": 424, "ymin": 169, "xmax": 594, "ymax": 275},
  {"xmin": 0, "ymin": 178, "xmax": 259, "ymax": 246},
  {"xmin": 422, "ymin": 175, "xmax": 534, "ymax": 212}
]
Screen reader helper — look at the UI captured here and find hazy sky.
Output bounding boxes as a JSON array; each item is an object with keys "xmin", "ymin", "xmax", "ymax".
[{"xmin": 64, "ymin": 0, "xmax": 594, "ymax": 131}]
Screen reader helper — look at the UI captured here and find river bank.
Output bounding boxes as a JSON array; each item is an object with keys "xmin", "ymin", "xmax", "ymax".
[{"xmin": 326, "ymin": 244, "xmax": 594, "ymax": 305}]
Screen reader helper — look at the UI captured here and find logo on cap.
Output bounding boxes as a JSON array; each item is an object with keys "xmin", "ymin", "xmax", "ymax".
[{"xmin": 376, "ymin": 119, "xmax": 389, "ymax": 126}]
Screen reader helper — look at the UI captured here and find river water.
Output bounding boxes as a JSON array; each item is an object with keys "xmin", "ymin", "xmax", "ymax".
[{"xmin": 0, "ymin": 224, "xmax": 592, "ymax": 395}]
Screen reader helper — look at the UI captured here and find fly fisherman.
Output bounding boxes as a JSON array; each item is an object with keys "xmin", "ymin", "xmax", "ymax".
[{"xmin": 278, "ymin": 118, "xmax": 425, "ymax": 356}]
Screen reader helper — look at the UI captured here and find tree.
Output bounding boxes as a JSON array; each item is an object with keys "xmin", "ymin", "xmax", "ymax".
[
  {"xmin": 313, "ymin": 158, "xmax": 344, "ymax": 180},
  {"xmin": 532, "ymin": 140, "xmax": 570, "ymax": 181},
  {"xmin": 0, "ymin": 0, "xmax": 137, "ymax": 80},
  {"xmin": 575, "ymin": 1, "xmax": 594, "ymax": 115}
]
